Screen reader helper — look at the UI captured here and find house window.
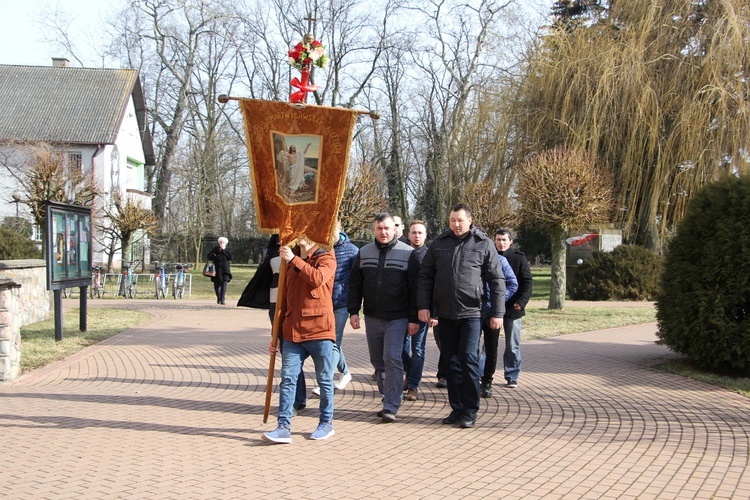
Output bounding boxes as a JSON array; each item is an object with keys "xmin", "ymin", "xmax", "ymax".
[{"xmin": 127, "ymin": 158, "xmax": 145, "ymax": 191}]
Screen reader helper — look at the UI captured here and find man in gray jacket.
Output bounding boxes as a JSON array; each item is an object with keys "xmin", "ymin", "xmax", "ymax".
[
  {"xmin": 349, "ymin": 212, "xmax": 420, "ymax": 423},
  {"xmin": 417, "ymin": 203, "xmax": 505, "ymax": 429}
]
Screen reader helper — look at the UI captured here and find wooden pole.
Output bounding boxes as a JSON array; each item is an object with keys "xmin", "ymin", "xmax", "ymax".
[
  {"xmin": 217, "ymin": 94, "xmax": 380, "ymax": 120},
  {"xmin": 263, "ymin": 257, "xmax": 288, "ymax": 423}
]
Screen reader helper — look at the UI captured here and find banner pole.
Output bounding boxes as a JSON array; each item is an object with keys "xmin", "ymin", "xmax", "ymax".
[
  {"xmin": 218, "ymin": 94, "xmax": 380, "ymax": 120},
  {"xmin": 263, "ymin": 257, "xmax": 288, "ymax": 423}
]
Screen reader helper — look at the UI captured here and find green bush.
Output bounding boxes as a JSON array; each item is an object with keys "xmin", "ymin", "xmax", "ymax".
[
  {"xmin": 0, "ymin": 227, "xmax": 41, "ymax": 259},
  {"xmin": 568, "ymin": 245, "xmax": 663, "ymax": 300},
  {"xmin": 656, "ymin": 175, "xmax": 750, "ymax": 375}
]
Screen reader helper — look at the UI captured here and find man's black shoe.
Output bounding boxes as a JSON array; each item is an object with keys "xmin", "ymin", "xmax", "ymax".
[
  {"xmin": 459, "ymin": 413, "xmax": 476, "ymax": 428},
  {"xmin": 442, "ymin": 410, "xmax": 462, "ymax": 425},
  {"xmin": 481, "ymin": 383, "xmax": 492, "ymax": 398}
]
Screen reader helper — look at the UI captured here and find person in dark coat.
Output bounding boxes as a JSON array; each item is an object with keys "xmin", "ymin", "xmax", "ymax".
[{"xmin": 207, "ymin": 236, "xmax": 233, "ymax": 305}]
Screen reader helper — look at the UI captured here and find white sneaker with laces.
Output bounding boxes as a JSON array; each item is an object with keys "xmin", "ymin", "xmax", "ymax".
[
  {"xmin": 311, "ymin": 386, "xmax": 321, "ymax": 397},
  {"xmin": 335, "ymin": 372, "xmax": 352, "ymax": 390}
]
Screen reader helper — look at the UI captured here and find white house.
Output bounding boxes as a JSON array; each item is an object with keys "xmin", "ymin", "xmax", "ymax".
[{"xmin": 0, "ymin": 58, "xmax": 156, "ymax": 270}]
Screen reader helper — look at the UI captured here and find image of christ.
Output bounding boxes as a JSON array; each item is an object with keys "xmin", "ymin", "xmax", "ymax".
[{"xmin": 272, "ymin": 133, "xmax": 321, "ymax": 204}]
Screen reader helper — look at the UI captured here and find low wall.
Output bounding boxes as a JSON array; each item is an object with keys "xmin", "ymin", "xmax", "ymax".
[{"xmin": 0, "ymin": 259, "xmax": 51, "ymax": 381}]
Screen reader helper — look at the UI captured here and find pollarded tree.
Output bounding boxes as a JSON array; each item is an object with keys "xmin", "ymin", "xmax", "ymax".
[
  {"xmin": 516, "ymin": 146, "xmax": 614, "ymax": 309},
  {"xmin": 1, "ymin": 142, "xmax": 97, "ymax": 253},
  {"xmin": 100, "ymin": 192, "xmax": 159, "ymax": 270}
]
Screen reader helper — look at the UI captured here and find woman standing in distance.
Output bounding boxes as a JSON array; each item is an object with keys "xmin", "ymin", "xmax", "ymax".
[{"xmin": 208, "ymin": 237, "xmax": 233, "ymax": 305}]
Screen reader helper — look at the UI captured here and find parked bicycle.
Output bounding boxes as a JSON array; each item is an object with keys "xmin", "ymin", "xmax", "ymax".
[
  {"xmin": 90, "ymin": 266, "xmax": 104, "ymax": 298},
  {"xmin": 172, "ymin": 263, "xmax": 187, "ymax": 299},
  {"xmin": 118, "ymin": 265, "xmax": 137, "ymax": 298},
  {"xmin": 154, "ymin": 262, "xmax": 168, "ymax": 299}
]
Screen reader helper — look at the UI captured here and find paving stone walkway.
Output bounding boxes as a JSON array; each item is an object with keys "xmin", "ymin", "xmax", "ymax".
[{"xmin": 2, "ymin": 299, "xmax": 749, "ymax": 499}]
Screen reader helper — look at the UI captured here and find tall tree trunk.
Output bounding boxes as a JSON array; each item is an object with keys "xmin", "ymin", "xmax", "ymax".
[{"xmin": 548, "ymin": 225, "xmax": 566, "ymax": 310}]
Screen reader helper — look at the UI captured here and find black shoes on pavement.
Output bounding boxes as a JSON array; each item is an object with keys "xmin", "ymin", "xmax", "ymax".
[
  {"xmin": 442, "ymin": 410, "xmax": 476, "ymax": 428},
  {"xmin": 481, "ymin": 381, "xmax": 493, "ymax": 398}
]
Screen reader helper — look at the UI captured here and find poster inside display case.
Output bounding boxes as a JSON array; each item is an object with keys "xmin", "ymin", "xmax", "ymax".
[{"xmin": 45, "ymin": 201, "xmax": 92, "ymax": 290}]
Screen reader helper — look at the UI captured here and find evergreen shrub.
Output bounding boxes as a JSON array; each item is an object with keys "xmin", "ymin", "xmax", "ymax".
[
  {"xmin": 0, "ymin": 227, "xmax": 41, "ymax": 259},
  {"xmin": 568, "ymin": 245, "xmax": 662, "ymax": 300},
  {"xmin": 656, "ymin": 175, "xmax": 750, "ymax": 375}
]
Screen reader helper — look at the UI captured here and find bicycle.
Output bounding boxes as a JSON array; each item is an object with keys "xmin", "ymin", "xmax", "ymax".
[
  {"xmin": 90, "ymin": 266, "xmax": 104, "ymax": 299},
  {"xmin": 172, "ymin": 263, "xmax": 187, "ymax": 299},
  {"xmin": 154, "ymin": 262, "xmax": 168, "ymax": 299},
  {"xmin": 118, "ymin": 265, "xmax": 137, "ymax": 298}
]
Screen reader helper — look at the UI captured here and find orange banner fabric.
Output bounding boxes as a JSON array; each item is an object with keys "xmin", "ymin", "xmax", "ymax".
[{"xmin": 239, "ymin": 99, "xmax": 357, "ymax": 247}]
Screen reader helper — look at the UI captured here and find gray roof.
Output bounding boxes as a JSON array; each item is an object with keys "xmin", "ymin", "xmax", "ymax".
[{"xmin": 0, "ymin": 65, "xmax": 155, "ymax": 165}]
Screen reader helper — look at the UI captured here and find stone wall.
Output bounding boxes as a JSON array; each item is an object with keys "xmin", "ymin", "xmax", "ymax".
[{"xmin": 0, "ymin": 260, "xmax": 51, "ymax": 381}]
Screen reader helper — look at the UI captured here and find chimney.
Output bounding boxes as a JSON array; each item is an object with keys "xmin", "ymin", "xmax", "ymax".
[{"xmin": 52, "ymin": 58, "xmax": 70, "ymax": 68}]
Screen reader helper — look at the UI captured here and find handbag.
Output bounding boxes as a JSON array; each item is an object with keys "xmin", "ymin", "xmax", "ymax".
[{"xmin": 202, "ymin": 261, "xmax": 216, "ymax": 277}]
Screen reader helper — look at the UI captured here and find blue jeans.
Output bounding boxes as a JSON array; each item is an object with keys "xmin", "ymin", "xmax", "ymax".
[
  {"xmin": 333, "ymin": 307, "xmax": 349, "ymax": 374},
  {"xmin": 479, "ymin": 317, "xmax": 522, "ymax": 383},
  {"xmin": 503, "ymin": 317, "xmax": 522, "ymax": 382},
  {"xmin": 438, "ymin": 317, "xmax": 482, "ymax": 415},
  {"xmin": 402, "ymin": 321, "xmax": 427, "ymax": 389},
  {"xmin": 271, "ymin": 304, "xmax": 306, "ymax": 408},
  {"xmin": 365, "ymin": 316, "xmax": 407, "ymax": 413},
  {"xmin": 278, "ymin": 339, "xmax": 335, "ymax": 428}
]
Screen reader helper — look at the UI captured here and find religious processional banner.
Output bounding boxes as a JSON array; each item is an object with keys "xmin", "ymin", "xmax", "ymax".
[{"xmin": 239, "ymin": 99, "xmax": 358, "ymax": 248}]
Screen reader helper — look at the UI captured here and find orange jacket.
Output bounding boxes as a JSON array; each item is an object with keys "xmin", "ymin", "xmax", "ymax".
[{"xmin": 279, "ymin": 246, "xmax": 337, "ymax": 344}]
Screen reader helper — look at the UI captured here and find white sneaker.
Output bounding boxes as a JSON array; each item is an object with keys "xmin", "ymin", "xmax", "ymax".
[
  {"xmin": 335, "ymin": 372, "xmax": 352, "ymax": 390},
  {"xmin": 311, "ymin": 386, "xmax": 321, "ymax": 397}
]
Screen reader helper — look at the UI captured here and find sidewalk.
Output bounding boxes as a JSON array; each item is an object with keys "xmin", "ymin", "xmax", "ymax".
[{"xmin": 2, "ymin": 299, "xmax": 749, "ymax": 498}]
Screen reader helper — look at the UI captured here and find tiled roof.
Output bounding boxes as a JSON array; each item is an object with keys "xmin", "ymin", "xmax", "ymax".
[{"xmin": 0, "ymin": 65, "xmax": 138, "ymax": 145}]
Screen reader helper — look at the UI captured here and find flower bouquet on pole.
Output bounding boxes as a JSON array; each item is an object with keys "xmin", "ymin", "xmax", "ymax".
[{"xmin": 287, "ymin": 34, "xmax": 329, "ymax": 103}]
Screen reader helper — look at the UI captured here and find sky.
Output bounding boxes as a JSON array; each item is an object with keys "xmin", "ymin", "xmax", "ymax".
[{"xmin": 0, "ymin": 0, "xmax": 118, "ymax": 67}]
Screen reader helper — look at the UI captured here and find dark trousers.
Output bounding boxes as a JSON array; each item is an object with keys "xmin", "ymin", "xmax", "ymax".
[
  {"xmin": 213, "ymin": 279, "xmax": 228, "ymax": 304},
  {"xmin": 439, "ymin": 317, "xmax": 482, "ymax": 415},
  {"xmin": 481, "ymin": 318, "xmax": 500, "ymax": 385}
]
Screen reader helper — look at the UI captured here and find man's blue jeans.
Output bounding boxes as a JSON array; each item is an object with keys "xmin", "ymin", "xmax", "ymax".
[
  {"xmin": 503, "ymin": 317, "xmax": 522, "ymax": 382},
  {"xmin": 479, "ymin": 317, "xmax": 523, "ymax": 384},
  {"xmin": 402, "ymin": 321, "xmax": 428, "ymax": 389},
  {"xmin": 438, "ymin": 317, "xmax": 482, "ymax": 415},
  {"xmin": 333, "ymin": 307, "xmax": 350, "ymax": 374},
  {"xmin": 365, "ymin": 316, "xmax": 407, "ymax": 414},
  {"xmin": 278, "ymin": 339, "xmax": 335, "ymax": 428}
]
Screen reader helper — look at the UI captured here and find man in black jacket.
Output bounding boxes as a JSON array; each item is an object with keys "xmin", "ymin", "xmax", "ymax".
[
  {"xmin": 349, "ymin": 213, "xmax": 420, "ymax": 423},
  {"xmin": 417, "ymin": 204, "xmax": 506, "ymax": 429},
  {"xmin": 482, "ymin": 229, "xmax": 533, "ymax": 394}
]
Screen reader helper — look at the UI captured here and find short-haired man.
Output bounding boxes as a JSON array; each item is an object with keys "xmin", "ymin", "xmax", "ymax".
[
  {"xmin": 483, "ymin": 228, "xmax": 533, "ymax": 390},
  {"xmin": 418, "ymin": 204, "xmax": 505, "ymax": 428},
  {"xmin": 349, "ymin": 213, "xmax": 420, "ymax": 423},
  {"xmin": 393, "ymin": 215, "xmax": 410, "ymax": 244},
  {"xmin": 403, "ymin": 220, "xmax": 429, "ymax": 401}
]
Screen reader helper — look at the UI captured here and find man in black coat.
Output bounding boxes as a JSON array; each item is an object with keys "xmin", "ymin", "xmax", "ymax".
[
  {"xmin": 417, "ymin": 203, "xmax": 505, "ymax": 429},
  {"xmin": 482, "ymin": 228, "xmax": 533, "ymax": 392}
]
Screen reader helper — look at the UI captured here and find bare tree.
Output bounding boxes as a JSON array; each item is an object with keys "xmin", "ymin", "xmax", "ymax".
[
  {"xmin": 516, "ymin": 146, "xmax": 614, "ymax": 309},
  {"xmin": 338, "ymin": 160, "xmax": 389, "ymax": 240},
  {"xmin": 1, "ymin": 142, "xmax": 97, "ymax": 251}
]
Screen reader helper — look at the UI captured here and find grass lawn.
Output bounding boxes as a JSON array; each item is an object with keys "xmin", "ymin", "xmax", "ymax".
[{"xmin": 19, "ymin": 308, "xmax": 152, "ymax": 375}]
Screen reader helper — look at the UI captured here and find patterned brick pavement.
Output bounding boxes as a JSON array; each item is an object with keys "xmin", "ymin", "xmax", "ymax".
[{"xmin": 2, "ymin": 299, "xmax": 749, "ymax": 499}]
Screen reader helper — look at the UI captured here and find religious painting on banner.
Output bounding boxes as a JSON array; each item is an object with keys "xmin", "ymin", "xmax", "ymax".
[{"xmin": 240, "ymin": 99, "xmax": 357, "ymax": 248}]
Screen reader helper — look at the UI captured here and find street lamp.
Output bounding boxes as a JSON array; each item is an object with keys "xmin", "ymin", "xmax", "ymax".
[{"xmin": 10, "ymin": 190, "xmax": 22, "ymax": 218}]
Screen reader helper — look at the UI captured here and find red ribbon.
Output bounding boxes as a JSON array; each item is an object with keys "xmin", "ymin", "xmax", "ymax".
[{"xmin": 290, "ymin": 68, "xmax": 319, "ymax": 103}]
